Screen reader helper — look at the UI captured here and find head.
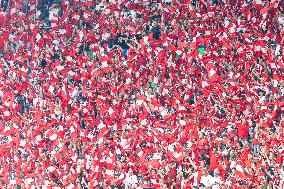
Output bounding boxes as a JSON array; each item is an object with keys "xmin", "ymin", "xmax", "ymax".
[
  {"xmin": 214, "ymin": 169, "xmax": 220, "ymax": 177},
  {"xmin": 202, "ymin": 169, "xmax": 209, "ymax": 176}
]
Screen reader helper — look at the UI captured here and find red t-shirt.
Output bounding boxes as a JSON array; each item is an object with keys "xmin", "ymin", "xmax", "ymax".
[
  {"xmin": 237, "ymin": 123, "xmax": 249, "ymax": 139},
  {"xmin": 209, "ymin": 153, "xmax": 219, "ymax": 170},
  {"xmin": 253, "ymin": 138, "xmax": 259, "ymax": 145}
]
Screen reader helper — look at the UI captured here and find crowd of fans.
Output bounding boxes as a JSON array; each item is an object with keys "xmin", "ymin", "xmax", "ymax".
[{"xmin": 0, "ymin": 0, "xmax": 284, "ymax": 188}]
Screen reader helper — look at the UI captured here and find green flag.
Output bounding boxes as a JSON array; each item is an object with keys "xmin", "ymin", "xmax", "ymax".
[
  {"xmin": 198, "ymin": 47, "xmax": 206, "ymax": 55},
  {"xmin": 151, "ymin": 82, "xmax": 157, "ymax": 90},
  {"xmin": 87, "ymin": 50, "xmax": 94, "ymax": 61}
]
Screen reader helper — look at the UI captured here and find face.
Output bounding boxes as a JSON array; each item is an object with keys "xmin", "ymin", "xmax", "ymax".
[
  {"xmin": 214, "ymin": 170, "xmax": 220, "ymax": 177},
  {"xmin": 202, "ymin": 169, "xmax": 208, "ymax": 176}
]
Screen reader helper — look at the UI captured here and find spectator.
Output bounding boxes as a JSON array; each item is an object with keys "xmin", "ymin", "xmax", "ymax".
[
  {"xmin": 200, "ymin": 169, "xmax": 213, "ymax": 187},
  {"xmin": 0, "ymin": 0, "xmax": 283, "ymax": 188},
  {"xmin": 125, "ymin": 169, "xmax": 138, "ymax": 189}
]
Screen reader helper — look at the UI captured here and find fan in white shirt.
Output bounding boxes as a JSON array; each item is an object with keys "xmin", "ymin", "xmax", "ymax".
[
  {"xmin": 200, "ymin": 169, "xmax": 213, "ymax": 187},
  {"xmin": 211, "ymin": 169, "xmax": 224, "ymax": 189},
  {"xmin": 125, "ymin": 169, "xmax": 138, "ymax": 189}
]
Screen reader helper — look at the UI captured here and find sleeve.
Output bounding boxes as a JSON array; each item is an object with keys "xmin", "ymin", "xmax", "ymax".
[
  {"xmin": 200, "ymin": 176, "xmax": 204, "ymax": 185},
  {"xmin": 134, "ymin": 175, "xmax": 138, "ymax": 184},
  {"xmin": 125, "ymin": 174, "xmax": 129, "ymax": 189}
]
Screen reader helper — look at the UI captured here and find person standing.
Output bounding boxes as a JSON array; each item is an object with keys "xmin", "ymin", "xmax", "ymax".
[
  {"xmin": 200, "ymin": 169, "xmax": 213, "ymax": 188},
  {"xmin": 125, "ymin": 168, "xmax": 138, "ymax": 189}
]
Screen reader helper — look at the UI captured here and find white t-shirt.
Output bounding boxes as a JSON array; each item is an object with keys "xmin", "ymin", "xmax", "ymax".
[
  {"xmin": 125, "ymin": 173, "xmax": 138, "ymax": 189},
  {"xmin": 211, "ymin": 176, "xmax": 223, "ymax": 189},
  {"xmin": 200, "ymin": 174, "xmax": 213, "ymax": 187}
]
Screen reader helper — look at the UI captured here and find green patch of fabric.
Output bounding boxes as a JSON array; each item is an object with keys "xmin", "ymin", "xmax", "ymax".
[
  {"xmin": 198, "ymin": 47, "xmax": 206, "ymax": 55},
  {"xmin": 225, "ymin": 64, "xmax": 229, "ymax": 72},
  {"xmin": 151, "ymin": 82, "xmax": 157, "ymax": 90},
  {"xmin": 87, "ymin": 50, "xmax": 94, "ymax": 61},
  {"xmin": 176, "ymin": 53, "xmax": 180, "ymax": 59}
]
